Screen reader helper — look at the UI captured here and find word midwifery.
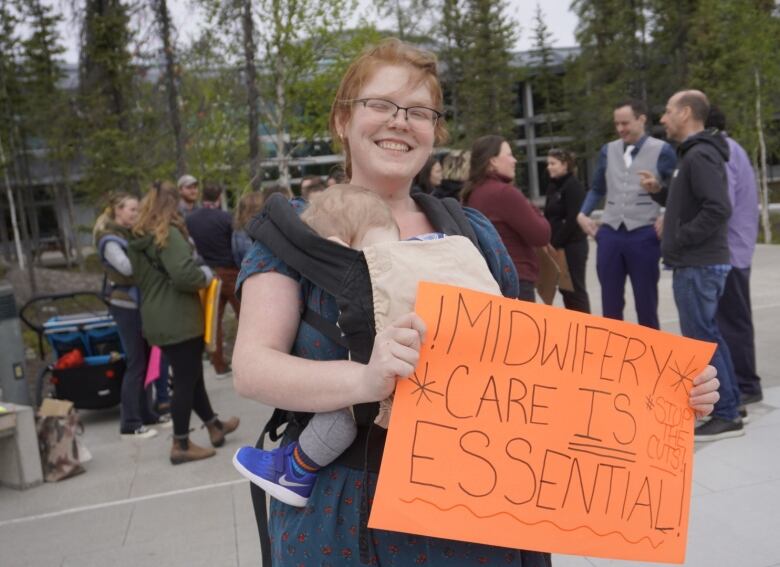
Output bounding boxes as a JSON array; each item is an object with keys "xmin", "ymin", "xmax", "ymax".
[{"xmin": 370, "ymin": 282, "xmax": 716, "ymax": 564}]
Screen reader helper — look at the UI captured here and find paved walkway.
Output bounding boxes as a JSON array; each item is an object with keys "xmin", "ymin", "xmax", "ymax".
[{"xmin": 2, "ymin": 245, "xmax": 779, "ymax": 567}]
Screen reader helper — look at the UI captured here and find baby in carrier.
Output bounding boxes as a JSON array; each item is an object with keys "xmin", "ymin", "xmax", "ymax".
[{"xmin": 233, "ymin": 184, "xmax": 498, "ymax": 506}]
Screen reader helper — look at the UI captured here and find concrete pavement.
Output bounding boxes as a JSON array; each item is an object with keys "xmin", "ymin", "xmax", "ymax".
[{"xmin": 2, "ymin": 244, "xmax": 779, "ymax": 567}]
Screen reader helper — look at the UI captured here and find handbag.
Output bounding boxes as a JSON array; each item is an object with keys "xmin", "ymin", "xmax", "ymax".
[{"xmin": 36, "ymin": 399, "xmax": 85, "ymax": 482}]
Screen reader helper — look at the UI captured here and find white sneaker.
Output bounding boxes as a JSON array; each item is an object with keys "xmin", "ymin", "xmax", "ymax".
[
  {"xmin": 121, "ymin": 425, "xmax": 158, "ymax": 439},
  {"xmin": 152, "ymin": 414, "xmax": 173, "ymax": 429}
]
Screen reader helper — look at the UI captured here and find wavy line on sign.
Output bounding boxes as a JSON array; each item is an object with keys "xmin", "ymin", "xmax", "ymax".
[{"xmin": 397, "ymin": 497, "xmax": 664, "ymax": 549}]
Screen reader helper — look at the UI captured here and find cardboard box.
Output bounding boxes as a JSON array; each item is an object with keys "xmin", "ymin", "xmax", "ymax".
[{"xmin": 38, "ymin": 398, "xmax": 74, "ymax": 418}]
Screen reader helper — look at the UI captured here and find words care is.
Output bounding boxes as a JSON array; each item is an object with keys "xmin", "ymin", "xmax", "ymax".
[{"xmin": 410, "ymin": 293, "xmax": 694, "ymax": 529}]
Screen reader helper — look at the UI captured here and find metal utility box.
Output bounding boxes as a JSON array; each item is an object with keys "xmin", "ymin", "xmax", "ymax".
[{"xmin": 0, "ymin": 282, "xmax": 30, "ymax": 405}]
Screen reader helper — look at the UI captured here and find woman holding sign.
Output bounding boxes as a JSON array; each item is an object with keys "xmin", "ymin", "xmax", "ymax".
[{"xmin": 233, "ymin": 38, "xmax": 721, "ymax": 566}]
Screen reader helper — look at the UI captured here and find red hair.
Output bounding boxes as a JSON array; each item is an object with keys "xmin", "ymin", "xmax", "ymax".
[{"xmin": 329, "ymin": 38, "xmax": 448, "ymax": 178}]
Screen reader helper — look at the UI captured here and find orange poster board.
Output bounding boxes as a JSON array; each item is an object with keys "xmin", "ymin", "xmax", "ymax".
[{"xmin": 370, "ymin": 282, "xmax": 716, "ymax": 564}]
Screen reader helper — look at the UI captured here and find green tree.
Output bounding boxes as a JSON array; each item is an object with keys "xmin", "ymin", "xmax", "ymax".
[
  {"xmin": 438, "ymin": 0, "xmax": 469, "ymax": 146},
  {"xmin": 178, "ymin": 36, "xmax": 249, "ymax": 197},
  {"xmin": 645, "ymin": 0, "xmax": 698, "ymax": 102},
  {"xmin": 79, "ymin": 0, "xmax": 142, "ymax": 195},
  {"xmin": 688, "ymin": 0, "xmax": 780, "ymax": 242},
  {"xmin": 530, "ymin": 3, "xmax": 557, "ymax": 139},
  {"xmin": 0, "ymin": 0, "xmax": 29, "ymax": 271},
  {"xmin": 197, "ymin": 0, "xmax": 377, "ymax": 190},
  {"xmin": 374, "ymin": 0, "xmax": 432, "ymax": 40},
  {"xmin": 20, "ymin": 0, "xmax": 84, "ymax": 268},
  {"xmin": 458, "ymin": 0, "xmax": 518, "ymax": 141},
  {"xmin": 197, "ymin": 0, "xmax": 263, "ymax": 190},
  {"xmin": 154, "ymin": 0, "xmax": 187, "ymax": 177},
  {"xmin": 254, "ymin": 0, "xmax": 377, "ymax": 186},
  {"xmin": 568, "ymin": 0, "xmax": 650, "ymax": 157}
]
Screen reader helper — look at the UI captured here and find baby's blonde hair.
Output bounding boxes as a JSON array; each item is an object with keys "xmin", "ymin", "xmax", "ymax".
[{"xmin": 301, "ymin": 184, "xmax": 398, "ymax": 247}]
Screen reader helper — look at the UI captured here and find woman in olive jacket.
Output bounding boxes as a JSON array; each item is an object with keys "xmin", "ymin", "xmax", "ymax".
[
  {"xmin": 544, "ymin": 148, "xmax": 591, "ymax": 313},
  {"xmin": 128, "ymin": 181, "xmax": 239, "ymax": 465}
]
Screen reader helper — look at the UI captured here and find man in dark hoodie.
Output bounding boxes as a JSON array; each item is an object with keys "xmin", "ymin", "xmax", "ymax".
[{"xmin": 639, "ymin": 89, "xmax": 742, "ymax": 442}]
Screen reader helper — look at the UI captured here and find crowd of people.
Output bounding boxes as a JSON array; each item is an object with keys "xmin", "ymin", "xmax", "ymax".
[
  {"xmin": 92, "ymin": 164, "xmax": 352, "ymax": 459},
  {"xmin": 91, "ymin": 36, "xmax": 757, "ymax": 566}
]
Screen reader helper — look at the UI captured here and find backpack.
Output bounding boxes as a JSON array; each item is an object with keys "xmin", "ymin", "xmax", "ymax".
[{"xmin": 245, "ymin": 192, "xmax": 496, "ymax": 563}]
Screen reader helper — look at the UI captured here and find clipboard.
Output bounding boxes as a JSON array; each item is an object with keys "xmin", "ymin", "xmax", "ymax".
[{"xmin": 199, "ymin": 277, "xmax": 222, "ymax": 353}]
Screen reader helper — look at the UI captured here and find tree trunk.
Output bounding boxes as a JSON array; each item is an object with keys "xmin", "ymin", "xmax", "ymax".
[
  {"xmin": 156, "ymin": 0, "xmax": 186, "ymax": 177},
  {"xmin": 5, "ymin": 129, "xmax": 37, "ymax": 292},
  {"xmin": 242, "ymin": 0, "xmax": 261, "ymax": 190},
  {"xmin": 754, "ymin": 68, "xmax": 772, "ymax": 243},
  {"xmin": 274, "ymin": 57, "xmax": 289, "ymax": 187},
  {"xmin": 0, "ymin": 136, "xmax": 25, "ymax": 269},
  {"xmin": 55, "ymin": 186, "xmax": 73, "ymax": 268}
]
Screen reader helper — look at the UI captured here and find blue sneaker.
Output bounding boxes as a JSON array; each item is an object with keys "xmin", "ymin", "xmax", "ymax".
[{"xmin": 232, "ymin": 444, "xmax": 316, "ymax": 507}]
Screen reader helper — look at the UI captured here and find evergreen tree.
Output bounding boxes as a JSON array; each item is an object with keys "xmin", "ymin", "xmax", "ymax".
[
  {"xmin": 458, "ymin": 0, "xmax": 517, "ymax": 141},
  {"xmin": 0, "ymin": 0, "xmax": 30, "ymax": 271},
  {"xmin": 645, "ymin": 0, "xmax": 698, "ymax": 103},
  {"xmin": 530, "ymin": 3, "xmax": 557, "ymax": 140},
  {"xmin": 79, "ymin": 0, "xmax": 140, "ymax": 195},
  {"xmin": 374, "ymin": 0, "xmax": 432, "ymax": 40},
  {"xmin": 438, "ymin": 0, "xmax": 469, "ymax": 146},
  {"xmin": 568, "ymin": 0, "xmax": 650, "ymax": 158},
  {"xmin": 20, "ymin": 0, "xmax": 84, "ymax": 268}
]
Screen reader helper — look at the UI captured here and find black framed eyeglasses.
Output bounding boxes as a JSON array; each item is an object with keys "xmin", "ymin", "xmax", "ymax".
[{"xmin": 344, "ymin": 98, "xmax": 443, "ymax": 130}]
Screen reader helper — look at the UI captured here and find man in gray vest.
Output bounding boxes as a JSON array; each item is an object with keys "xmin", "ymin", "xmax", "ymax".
[{"xmin": 577, "ymin": 99, "xmax": 677, "ymax": 329}]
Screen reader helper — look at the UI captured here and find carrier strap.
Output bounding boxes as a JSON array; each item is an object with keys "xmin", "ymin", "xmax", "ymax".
[
  {"xmin": 247, "ymin": 194, "xmax": 360, "ymax": 298},
  {"xmin": 412, "ymin": 192, "xmax": 479, "ymax": 248},
  {"xmin": 302, "ymin": 309, "xmax": 348, "ymax": 348}
]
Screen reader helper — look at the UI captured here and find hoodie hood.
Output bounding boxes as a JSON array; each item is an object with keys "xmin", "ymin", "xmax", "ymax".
[
  {"xmin": 128, "ymin": 233, "xmax": 156, "ymax": 253},
  {"xmin": 679, "ymin": 128, "xmax": 730, "ymax": 161}
]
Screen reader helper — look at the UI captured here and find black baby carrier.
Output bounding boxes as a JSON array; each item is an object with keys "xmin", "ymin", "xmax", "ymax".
[{"xmin": 247, "ymin": 192, "xmax": 485, "ymax": 564}]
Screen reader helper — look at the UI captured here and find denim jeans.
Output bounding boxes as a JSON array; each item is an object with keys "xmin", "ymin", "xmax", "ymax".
[
  {"xmin": 109, "ymin": 305, "xmax": 158, "ymax": 430},
  {"xmin": 672, "ymin": 266, "xmax": 740, "ymax": 420}
]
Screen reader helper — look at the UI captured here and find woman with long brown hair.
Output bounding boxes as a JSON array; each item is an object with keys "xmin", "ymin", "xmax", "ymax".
[
  {"xmin": 231, "ymin": 190, "xmax": 265, "ymax": 266},
  {"xmin": 128, "ymin": 181, "xmax": 239, "ymax": 465},
  {"xmin": 462, "ymin": 135, "xmax": 551, "ymax": 301}
]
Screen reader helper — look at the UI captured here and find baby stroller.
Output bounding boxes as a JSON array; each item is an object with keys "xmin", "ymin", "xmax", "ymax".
[{"xmin": 20, "ymin": 291, "xmax": 126, "ymax": 409}]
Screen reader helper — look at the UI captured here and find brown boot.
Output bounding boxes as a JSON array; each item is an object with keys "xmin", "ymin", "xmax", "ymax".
[
  {"xmin": 205, "ymin": 416, "xmax": 240, "ymax": 447},
  {"xmin": 170, "ymin": 437, "xmax": 216, "ymax": 465}
]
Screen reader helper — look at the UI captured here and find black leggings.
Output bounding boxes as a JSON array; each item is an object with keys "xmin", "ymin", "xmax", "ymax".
[
  {"xmin": 560, "ymin": 238, "xmax": 591, "ymax": 314},
  {"xmin": 161, "ymin": 336, "xmax": 215, "ymax": 437}
]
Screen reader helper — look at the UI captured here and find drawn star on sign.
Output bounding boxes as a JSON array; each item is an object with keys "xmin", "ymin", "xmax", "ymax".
[
  {"xmin": 670, "ymin": 355, "xmax": 697, "ymax": 395},
  {"xmin": 408, "ymin": 362, "xmax": 443, "ymax": 406}
]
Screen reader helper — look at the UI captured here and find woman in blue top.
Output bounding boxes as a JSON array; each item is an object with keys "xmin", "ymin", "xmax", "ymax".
[{"xmin": 233, "ymin": 38, "xmax": 721, "ymax": 566}]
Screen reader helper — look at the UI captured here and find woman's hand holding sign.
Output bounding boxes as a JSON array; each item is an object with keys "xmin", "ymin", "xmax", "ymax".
[{"xmin": 361, "ymin": 312, "xmax": 427, "ymax": 403}]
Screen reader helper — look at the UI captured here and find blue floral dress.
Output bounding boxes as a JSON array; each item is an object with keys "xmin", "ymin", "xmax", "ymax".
[{"xmin": 237, "ymin": 199, "xmax": 552, "ymax": 566}]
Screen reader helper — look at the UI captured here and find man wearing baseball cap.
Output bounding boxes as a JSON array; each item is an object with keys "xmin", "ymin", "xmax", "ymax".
[{"xmin": 177, "ymin": 175, "xmax": 200, "ymax": 217}]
